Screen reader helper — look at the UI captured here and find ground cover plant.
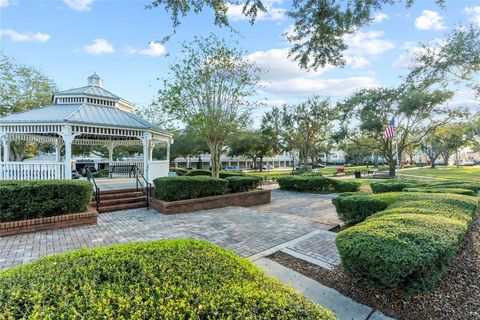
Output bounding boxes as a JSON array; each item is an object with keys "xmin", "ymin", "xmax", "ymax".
[
  {"xmin": 334, "ymin": 191, "xmax": 478, "ymax": 293},
  {"xmin": 370, "ymin": 179, "xmax": 480, "ymax": 194},
  {"xmin": 0, "ymin": 180, "xmax": 92, "ymax": 222},
  {"xmin": 0, "ymin": 239, "xmax": 335, "ymax": 319}
]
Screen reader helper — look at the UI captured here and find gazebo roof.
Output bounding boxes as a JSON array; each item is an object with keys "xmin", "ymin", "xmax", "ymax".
[
  {"xmin": 0, "ymin": 74, "xmax": 171, "ymax": 138},
  {"xmin": 54, "ymin": 85, "xmax": 120, "ymax": 100},
  {"xmin": 0, "ymin": 103, "xmax": 167, "ymax": 133}
]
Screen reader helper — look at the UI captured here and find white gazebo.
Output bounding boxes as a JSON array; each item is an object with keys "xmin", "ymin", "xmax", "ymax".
[{"xmin": 0, "ymin": 74, "xmax": 172, "ymax": 183}]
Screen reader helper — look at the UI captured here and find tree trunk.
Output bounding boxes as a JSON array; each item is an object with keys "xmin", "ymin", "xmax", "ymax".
[
  {"xmin": 259, "ymin": 156, "xmax": 264, "ymax": 172},
  {"xmin": 389, "ymin": 159, "xmax": 396, "ymax": 177},
  {"xmin": 209, "ymin": 144, "xmax": 222, "ymax": 178}
]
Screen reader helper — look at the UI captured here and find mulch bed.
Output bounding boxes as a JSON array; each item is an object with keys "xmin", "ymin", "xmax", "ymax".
[{"xmin": 268, "ymin": 215, "xmax": 480, "ymax": 320}]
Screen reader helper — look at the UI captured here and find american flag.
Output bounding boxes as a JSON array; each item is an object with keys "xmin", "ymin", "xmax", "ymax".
[{"xmin": 383, "ymin": 117, "xmax": 395, "ymax": 140}]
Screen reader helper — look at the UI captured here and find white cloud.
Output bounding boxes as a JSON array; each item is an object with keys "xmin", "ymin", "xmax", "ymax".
[
  {"xmin": 126, "ymin": 42, "xmax": 166, "ymax": 57},
  {"xmin": 0, "ymin": 0, "xmax": 9, "ymax": 8},
  {"xmin": 82, "ymin": 39, "xmax": 114, "ymax": 55},
  {"xmin": 345, "ymin": 56, "xmax": 371, "ymax": 69},
  {"xmin": 247, "ymin": 48, "xmax": 331, "ymax": 81},
  {"xmin": 63, "ymin": 0, "xmax": 94, "ymax": 12},
  {"xmin": 372, "ymin": 12, "xmax": 389, "ymax": 24},
  {"xmin": 415, "ymin": 10, "xmax": 446, "ymax": 31},
  {"xmin": 465, "ymin": 6, "xmax": 480, "ymax": 27},
  {"xmin": 261, "ymin": 77, "xmax": 380, "ymax": 97},
  {"xmin": 228, "ymin": 0, "xmax": 285, "ymax": 22},
  {"xmin": 344, "ymin": 30, "xmax": 395, "ymax": 56},
  {"xmin": 0, "ymin": 29, "xmax": 50, "ymax": 42}
]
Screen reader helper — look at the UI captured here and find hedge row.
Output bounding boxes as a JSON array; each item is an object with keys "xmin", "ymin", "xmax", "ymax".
[
  {"xmin": 225, "ymin": 176, "xmax": 262, "ymax": 193},
  {"xmin": 184, "ymin": 169, "xmax": 245, "ymax": 179},
  {"xmin": 334, "ymin": 192, "xmax": 478, "ymax": 292},
  {"xmin": 371, "ymin": 180, "xmax": 480, "ymax": 194},
  {"xmin": 153, "ymin": 176, "xmax": 228, "ymax": 201},
  {"xmin": 277, "ymin": 176, "xmax": 360, "ymax": 192},
  {"xmin": 403, "ymin": 187, "xmax": 476, "ymax": 196},
  {"xmin": 153, "ymin": 176, "xmax": 262, "ymax": 201},
  {"xmin": 0, "ymin": 240, "xmax": 335, "ymax": 319},
  {"xmin": 0, "ymin": 180, "xmax": 93, "ymax": 223}
]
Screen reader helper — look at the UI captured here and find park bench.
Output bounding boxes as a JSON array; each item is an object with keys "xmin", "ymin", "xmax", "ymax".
[{"xmin": 372, "ymin": 171, "xmax": 392, "ymax": 179}]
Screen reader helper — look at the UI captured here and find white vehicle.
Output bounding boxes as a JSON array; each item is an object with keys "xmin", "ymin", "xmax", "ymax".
[{"xmin": 224, "ymin": 166, "xmax": 242, "ymax": 172}]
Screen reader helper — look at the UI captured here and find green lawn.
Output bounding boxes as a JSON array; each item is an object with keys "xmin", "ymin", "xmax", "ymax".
[{"xmin": 400, "ymin": 166, "xmax": 480, "ymax": 182}]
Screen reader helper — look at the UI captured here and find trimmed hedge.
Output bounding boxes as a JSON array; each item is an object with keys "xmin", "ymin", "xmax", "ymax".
[
  {"xmin": 0, "ymin": 180, "xmax": 93, "ymax": 223},
  {"xmin": 153, "ymin": 176, "xmax": 228, "ymax": 201},
  {"xmin": 370, "ymin": 181, "xmax": 416, "ymax": 193},
  {"xmin": 225, "ymin": 176, "xmax": 262, "ymax": 193},
  {"xmin": 370, "ymin": 180, "xmax": 480, "ymax": 194},
  {"xmin": 335, "ymin": 192, "xmax": 478, "ymax": 292},
  {"xmin": 0, "ymin": 240, "xmax": 335, "ymax": 319},
  {"xmin": 184, "ymin": 169, "xmax": 212, "ymax": 176},
  {"xmin": 184, "ymin": 170, "xmax": 246, "ymax": 179},
  {"xmin": 277, "ymin": 176, "xmax": 360, "ymax": 193},
  {"xmin": 403, "ymin": 187, "xmax": 476, "ymax": 196},
  {"xmin": 92, "ymin": 168, "xmax": 109, "ymax": 178},
  {"xmin": 171, "ymin": 167, "xmax": 189, "ymax": 176}
]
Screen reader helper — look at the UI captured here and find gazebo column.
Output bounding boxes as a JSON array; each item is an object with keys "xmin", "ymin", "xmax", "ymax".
[
  {"xmin": 142, "ymin": 132, "xmax": 152, "ymax": 180},
  {"xmin": 55, "ymin": 139, "xmax": 63, "ymax": 162},
  {"xmin": 107, "ymin": 141, "xmax": 115, "ymax": 163},
  {"xmin": 166, "ymin": 139, "xmax": 171, "ymax": 164},
  {"xmin": 61, "ymin": 126, "xmax": 75, "ymax": 180},
  {"xmin": 1, "ymin": 134, "xmax": 9, "ymax": 162}
]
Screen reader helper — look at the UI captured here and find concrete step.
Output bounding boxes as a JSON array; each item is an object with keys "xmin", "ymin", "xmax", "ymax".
[
  {"xmin": 99, "ymin": 196, "xmax": 147, "ymax": 207},
  {"xmin": 98, "ymin": 188, "xmax": 140, "ymax": 195},
  {"xmin": 97, "ymin": 201, "xmax": 147, "ymax": 213},
  {"xmin": 100, "ymin": 191, "xmax": 144, "ymax": 201}
]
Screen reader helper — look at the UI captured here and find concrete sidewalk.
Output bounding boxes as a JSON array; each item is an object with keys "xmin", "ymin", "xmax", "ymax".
[{"xmin": 254, "ymin": 258, "xmax": 394, "ymax": 320}]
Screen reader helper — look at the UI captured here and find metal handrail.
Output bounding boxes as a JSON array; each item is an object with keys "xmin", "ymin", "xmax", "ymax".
[
  {"xmin": 134, "ymin": 166, "xmax": 151, "ymax": 209},
  {"xmin": 86, "ymin": 168, "xmax": 100, "ymax": 211}
]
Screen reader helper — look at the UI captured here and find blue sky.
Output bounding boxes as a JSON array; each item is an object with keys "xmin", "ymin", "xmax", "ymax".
[{"xmin": 1, "ymin": 0, "xmax": 479, "ymax": 117}]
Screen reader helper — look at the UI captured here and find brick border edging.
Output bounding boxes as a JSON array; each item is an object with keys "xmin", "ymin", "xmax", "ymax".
[
  {"xmin": 0, "ymin": 206, "xmax": 98, "ymax": 237},
  {"xmin": 150, "ymin": 189, "xmax": 271, "ymax": 214}
]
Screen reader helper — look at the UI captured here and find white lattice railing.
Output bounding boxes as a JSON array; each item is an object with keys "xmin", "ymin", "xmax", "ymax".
[{"xmin": 1, "ymin": 162, "xmax": 66, "ymax": 180}]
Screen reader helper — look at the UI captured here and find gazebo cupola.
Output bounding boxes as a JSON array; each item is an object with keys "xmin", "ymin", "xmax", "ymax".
[{"xmin": 0, "ymin": 74, "xmax": 172, "ymax": 182}]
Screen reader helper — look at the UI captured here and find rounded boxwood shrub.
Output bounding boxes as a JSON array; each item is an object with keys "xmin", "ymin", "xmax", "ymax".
[
  {"xmin": 336, "ymin": 213, "xmax": 467, "ymax": 292},
  {"xmin": 225, "ymin": 176, "xmax": 262, "ymax": 193},
  {"xmin": 0, "ymin": 239, "xmax": 334, "ymax": 319},
  {"xmin": 332, "ymin": 195, "xmax": 389, "ymax": 224},
  {"xmin": 335, "ymin": 191, "xmax": 477, "ymax": 293},
  {"xmin": 153, "ymin": 176, "xmax": 228, "ymax": 201},
  {"xmin": 326, "ymin": 178, "xmax": 361, "ymax": 192},
  {"xmin": 277, "ymin": 176, "xmax": 359, "ymax": 193},
  {"xmin": 0, "ymin": 180, "xmax": 93, "ymax": 223}
]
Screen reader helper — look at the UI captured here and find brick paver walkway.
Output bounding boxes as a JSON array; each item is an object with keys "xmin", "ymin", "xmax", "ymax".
[
  {"xmin": 282, "ymin": 230, "xmax": 341, "ymax": 270},
  {"xmin": 0, "ymin": 190, "xmax": 340, "ymax": 270}
]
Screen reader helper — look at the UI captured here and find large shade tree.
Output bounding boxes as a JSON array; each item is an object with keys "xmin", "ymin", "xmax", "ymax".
[
  {"xmin": 407, "ymin": 25, "xmax": 480, "ymax": 99},
  {"xmin": 264, "ymin": 97, "xmax": 338, "ymax": 169},
  {"xmin": 0, "ymin": 54, "xmax": 57, "ymax": 160},
  {"xmin": 337, "ymin": 84, "xmax": 461, "ymax": 176},
  {"xmin": 147, "ymin": 0, "xmax": 444, "ymax": 70},
  {"xmin": 155, "ymin": 34, "xmax": 261, "ymax": 178}
]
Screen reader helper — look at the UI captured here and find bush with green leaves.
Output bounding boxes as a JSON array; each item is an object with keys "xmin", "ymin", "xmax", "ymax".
[
  {"xmin": 0, "ymin": 180, "xmax": 93, "ymax": 223},
  {"xmin": 225, "ymin": 176, "xmax": 262, "ymax": 193},
  {"xmin": 153, "ymin": 176, "xmax": 228, "ymax": 201},
  {"xmin": 370, "ymin": 181, "xmax": 417, "ymax": 193},
  {"xmin": 171, "ymin": 167, "xmax": 189, "ymax": 176},
  {"xmin": 335, "ymin": 192, "xmax": 478, "ymax": 292},
  {"xmin": 92, "ymin": 168, "xmax": 109, "ymax": 178},
  {"xmin": 277, "ymin": 176, "xmax": 360, "ymax": 193},
  {"xmin": 184, "ymin": 169, "xmax": 212, "ymax": 176},
  {"xmin": 219, "ymin": 171, "xmax": 245, "ymax": 179},
  {"xmin": 0, "ymin": 240, "xmax": 335, "ymax": 319},
  {"xmin": 403, "ymin": 187, "xmax": 476, "ymax": 196}
]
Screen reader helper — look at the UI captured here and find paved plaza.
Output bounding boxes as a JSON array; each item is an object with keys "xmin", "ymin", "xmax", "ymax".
[{"xmin": 0, "ymin": 189, "xmax": 340, "ymax": 270}]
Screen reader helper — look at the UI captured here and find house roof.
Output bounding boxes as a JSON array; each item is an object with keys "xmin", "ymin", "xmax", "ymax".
[{"xmin": 0, "ymin": 103, "xmax": 169, "ymax": 135}]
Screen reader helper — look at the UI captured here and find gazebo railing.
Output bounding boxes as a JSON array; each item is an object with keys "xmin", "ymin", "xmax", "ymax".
[{"xmin": 1, "ymin": 162, "xmax": 66, "ymax": 180}]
